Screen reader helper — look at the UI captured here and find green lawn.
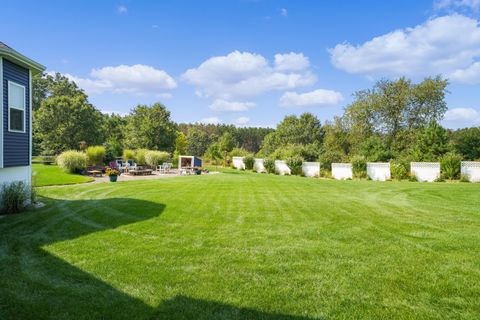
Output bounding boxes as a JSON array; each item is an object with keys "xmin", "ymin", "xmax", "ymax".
[
  {"xmin": 32, "ymin": 163, "xmax": 94, "ymax": 187},
  {"xmin": 1, "ymin": 171, "xmax": 479, "ymax": 319}
]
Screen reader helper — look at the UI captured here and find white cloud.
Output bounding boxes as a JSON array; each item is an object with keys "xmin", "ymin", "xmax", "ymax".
[
  {"xmin": 329, "ymin": 14, "xmax": 480, "ymax": 82},
  {"xmin": 235, "ymin": 117, "xmax": 250, "ymax": 125},
  {"xmin": 117, "ymin": 5, "xmax": 128, "ymax": 14},
  {"xmin": 199, "ymin": 117, "xmax": 221, "ymax": 125},
  {"xmin": 182, "ymin": 51, "xmax": 316, "ymax": 100},
  {"xmin": 444, "ymin": 107, "xmax": 480, "ymax": 124},
  {"xmin": 280, "ymin": 8, "xmax": 288, "ymax": 17},
  {"xmin": 209, "ymin": 99, "xmax": 255, "ymax": 112},
  {"xmin": 449, "ymin": 61, "xmax": 480, "ymax": 83},
  {"xmin": 274, "ymin": 52, "xmax": 310, "ymax": 71},
  {"xmin": 434, "ymin": 0, "xmax": 480, "ymax": 11},
  {"xmin": 59, "ymin": 64, "xmax": 177, "ymax": 96},
  {"xmin": 279, "ymin": 89, "xmax": 343, "ymax": 107}
]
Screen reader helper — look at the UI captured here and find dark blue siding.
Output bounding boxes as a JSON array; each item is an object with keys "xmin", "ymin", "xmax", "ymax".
[
  {"xmin": 3, "ymin": 59, "xmax": 30, "ymax": 167},
  {"xmin": 194, "ymin": 157, "xmax": 202, "ymax": 167}
]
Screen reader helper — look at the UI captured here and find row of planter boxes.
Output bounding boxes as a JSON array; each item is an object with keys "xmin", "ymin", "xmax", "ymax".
[{"xmin": 232, "ymin": 157, "xmax": 480, "ymax": 182}]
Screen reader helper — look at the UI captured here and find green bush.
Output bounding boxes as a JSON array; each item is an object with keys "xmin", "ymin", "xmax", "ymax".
[
  {"xmin": 230, "ymin": 148, "xmax": 250, "ymax": 157},
  {"xmin": 351, "ymin": 155, "xmax": 367, "ymax": 179},
  {"xmin": 263, "ymin": 158, "xmax": 275, "ymax": 174},
  {"xmin": 390, "ymin": 160, "xmax": 409, "ymax": 180},
  {"xmin": 244, "ymin": 155, "xmax": 255, "ymax": 170},
  {"xmin": 440, "ymin": 152, "xmax": 462, "ymax": 180},
  {"xmin": 286, "ymin": 156, "xmax": 303, "ymax": 175},
  {"xmin": 122, "ymin": 149, "xmax": 135, "ymax": 161},
  {"xmin": 319, "ymin": 168, "xmax": 332, "ymax": 179},
  {"xmin": 460, "ymin": 174, "xmax": 470, "ymax": 183},
  {"xmin": 145, "ymin": 151, "xmax": 171, "ymax": 167},
  {"xmin": 57, "ymin": 150, "xmax": 87, "ymax": 173},
  {"xmin": 134, "ymin": 149, "xmax": 148, "ymax": 165},
  {"xmin": 408, "ymin": 173, "xmax": 418, "ymax": 182},
  {"xmin": 0, "ymin": 181, "xmax": 34, "ymax": 214},
  {"xmin": 85, "ymin": 145, "xmax": 106, "ymax": 166}
]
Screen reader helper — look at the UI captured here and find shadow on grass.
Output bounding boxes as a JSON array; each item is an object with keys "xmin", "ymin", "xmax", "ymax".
[{"xmin": 0, "ymin": 196, "xmax": 318, "ymax": 320}]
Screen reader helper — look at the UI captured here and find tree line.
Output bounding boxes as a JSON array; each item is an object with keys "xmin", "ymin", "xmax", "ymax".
[{"xmin": 32, "ymin": 73, "xmax": 480, "ymax": 166}]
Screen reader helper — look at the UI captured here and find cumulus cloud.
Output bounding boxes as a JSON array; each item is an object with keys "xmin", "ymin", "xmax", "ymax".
[
  {"xmin": 279, "ymin": 89, "xmax": 343, "ymax": 107},
  {"xmin": 59, "ymin": 64, "xmax": 177, "ymax": 96},
  {"xmin": 235, "ymin": 117, "xmax": 250, "ymax": 125},
  {"xmin": 434, "ymin": 0, "xmax": 480, "ymax": 11},
  {"xmin": 329, "ymin": 14, "xmax": 480, "ymax": 82},
  {"xmin": 444, "ymin": 107, "xmax": 480, "ymax": 124},
  {"xmin": 274, "ymin": 52, "xmax": 310, "ymax": 71},
  {"xmin": 209, "ymin": 99, "xmax": 255, "ymax": 112},
  {"xmin": 182, "ymin": 51, "xmax": 316, "ymax": 101},
  {"xmin": 199, "ymin": 117, "xmax": 221, "ymax": 125}
]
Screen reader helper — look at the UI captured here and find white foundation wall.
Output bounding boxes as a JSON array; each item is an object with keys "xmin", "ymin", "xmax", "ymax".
[
  {"xmin": 232, "ymin": 157, "xmax": 245, "ymax": 170},
  {"xmin": 254, "ymin": 159, "xmax": 265, "ymax": 173},
  {"xmin": 302, "ymin": 162, "xmax": 320, "ymax": 177},
  {"xmin": 0, "ymin": 166, "xmax": 32, "ymax": 186},
  {"xmin": 332, "ymin": 163, "xmax": 352, "ymax": 180},
  {"xmin": 461, "ymin": 161, "xmax": 480, "ymax": 182},
  {"xmin": 410, "ymin": 162, "xmax": 440, "ymax": 182},
  {"xmin": 367, "ymin": 163, "xmax": 391, "ymax": 181},
  {"xmin": 275, "ymin": 160, "xmax": 291, "ymax": 175}
]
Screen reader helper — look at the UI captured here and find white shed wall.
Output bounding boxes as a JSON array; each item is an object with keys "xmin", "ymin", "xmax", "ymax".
[{"xmin": 332, "ymin": 163, "xmax": 352, "ymax": 180}]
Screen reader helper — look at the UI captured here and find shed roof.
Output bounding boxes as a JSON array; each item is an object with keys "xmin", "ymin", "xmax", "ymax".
[{"xmin": 0, "ymin": 41, "xmax": 45, "ymax": 74}]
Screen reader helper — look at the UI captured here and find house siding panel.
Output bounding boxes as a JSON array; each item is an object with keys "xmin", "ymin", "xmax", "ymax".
[{"xmin": 2, "ymin": 59, "xmax": 30, "ymax": 167}]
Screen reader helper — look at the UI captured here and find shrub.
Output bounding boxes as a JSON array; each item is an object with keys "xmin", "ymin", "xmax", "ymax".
[
  {"xmin": 408, "ymin": 173, "xmax": 418, "ymax": 182},
  {"xmin": 390, "ymin": 160, "xmax": 409, "ymax": 180},
  {"xmin": 263, "ymin": 158, "xmax": 275, "ymax": 174},
  {"xmin": 230, "ymin": 148, "xmax": 250, "ymax": 157},
  {"xmin": 460, "ymin": 174, "xmax": 470, "ymax": 183},
  {"xmin": 145, "ymin": 151, "xmax": 171, "ymax": 167},
  {"xmin": 0, "ymin": 181, "xmax": 33, "ymax": 214},
  {"xmin": 244, "ymin": 155, "xmax": 255, "ymax": 170},
  {"xmin": 351, "ymin": 155, "xmax": 367, "ymax": 179},
  {"xmin": 320, "ymin": 168, "xmax": 332, "ymax": 179},
  {"xmin": 134, "ymin": 149, "xmax": 149, "ymax": 165},
  {"xmin": 57, "ymin": 150, "xmax": 87, "ymax": 173},
  {"xmin": 85, "ymin": 145, "xmax": 106, "ymax": 166},
  {"xmin": 122, "ymin": 149, "xmax": 135, "ymax": 161},
  {"xmin": 434, "ymin": 176, "xmax": 446, "ymax": 182},
  {"xmin": 286, "ymin": 156, "xmax": 303, "ymax": 176},
  {"xmin": 440, "ymin": 152, "xmax": 462, "ymax": 180}
]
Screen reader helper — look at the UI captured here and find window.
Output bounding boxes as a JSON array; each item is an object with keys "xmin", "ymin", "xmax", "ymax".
[{"xmin": 8, "ymin": 81, "xmax": 26, "ymax": 133}]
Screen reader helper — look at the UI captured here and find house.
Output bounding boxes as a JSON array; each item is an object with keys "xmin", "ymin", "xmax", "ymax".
[{"xmin": 0, "ymin": 42, "xmax": 45, "ymax": 186}]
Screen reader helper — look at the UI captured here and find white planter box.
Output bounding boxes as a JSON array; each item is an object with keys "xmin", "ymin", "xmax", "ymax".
[
  {"xmin": 461, "ymin": 161, "xmax": 480, "ymax": 182},
  {"xmin": 275, "ymin": 160, "xmax": 291, "ymax": 175},
  {"xmin": 302, "ymin": 162, "xmax": 320, "ymax": 177},
  {"xmin": 232, "ymin": 157, "xmax": 245, "ymax": 170},
  {"xmin": 332, "ymin": 163, "xmax": 352, "ymax": 180},
  {"xmin": 411, "ymin": 162, "xmax": 440, "ymax": 182},
  {"xmin": 254, "ymin": 158, "xmax": 265, "ymax": 173},
  {"xmin": 367, "ymin": 162, "xmax": 390, "ymax": 181}
]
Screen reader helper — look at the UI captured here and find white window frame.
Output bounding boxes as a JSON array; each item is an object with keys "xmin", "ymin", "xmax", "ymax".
[{"xmin": 8, "ymin": 81, "xmax": 26, "ymax": 133}]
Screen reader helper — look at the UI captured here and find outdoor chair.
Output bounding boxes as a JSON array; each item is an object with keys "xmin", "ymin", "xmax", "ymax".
[{"xmin": 158, "ymin": 162, "xmax": 172, "ymax": 174}]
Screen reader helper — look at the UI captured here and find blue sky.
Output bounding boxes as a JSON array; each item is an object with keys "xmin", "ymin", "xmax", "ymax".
[{"xmin": 2, "ymin": 0, "xmax": 480, "ymax": 128}]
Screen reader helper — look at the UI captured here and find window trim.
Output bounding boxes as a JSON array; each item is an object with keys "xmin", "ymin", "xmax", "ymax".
[{"xmin": 7, "ymin": 81, "xmax": 26, "ymax": 133}]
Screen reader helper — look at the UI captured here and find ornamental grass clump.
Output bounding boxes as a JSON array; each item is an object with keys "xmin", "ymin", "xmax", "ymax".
[
  {"xmin": 122, "ymin": 149, "xmax": 135, "ymax": 161},
  {"xmin": 352, "ymin": 155, "xmax": 367, "ymax": 179},
  {"xmin": 264, "ymin": 158, "xmax": 275, "ymax": 174},
  {"xmin": 286, "ymin": 156, "xmax": 303, "ymax": 176},
  {"xmin": 440, "ymin": 152, "xmax": 462, "ymax": 180},
  {"xmin": 243, "ymin": 155, "xmax": 255, "ymax": 171},
  {"xmin": 57, "ymin": 150, "xmax": 87, "ymax": 173},
  {"xmin": 134, "ymin": 149, "xmax": 149, "ymax": 166},
  {"xmin": 85, "ymin": 146, "xmax": 106, "ymax": 166},
  {"xmin": 0, "ymin": 182, "xmax": 34, "ymax": 214},
  {"xmin": 145, "ymin": 151, "xmax": 171, "ymax": 167}
]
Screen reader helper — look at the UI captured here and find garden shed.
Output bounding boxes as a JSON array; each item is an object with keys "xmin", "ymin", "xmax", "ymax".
[{"xmin": 178, "ymin": 155, "xmax": 202, "ymax": 169}]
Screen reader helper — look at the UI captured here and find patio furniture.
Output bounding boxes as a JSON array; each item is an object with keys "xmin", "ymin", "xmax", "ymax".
[
  {"xmin": 87, "ymin": 170, "xmax": 103, "ymax": 177},
  {"xmin": 127, "ymin": 168, "xmax": 153, "ymax": 176},
  {"xmin": 158, "ymin": 162, "xmax": 172, "ymax": 174}
]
